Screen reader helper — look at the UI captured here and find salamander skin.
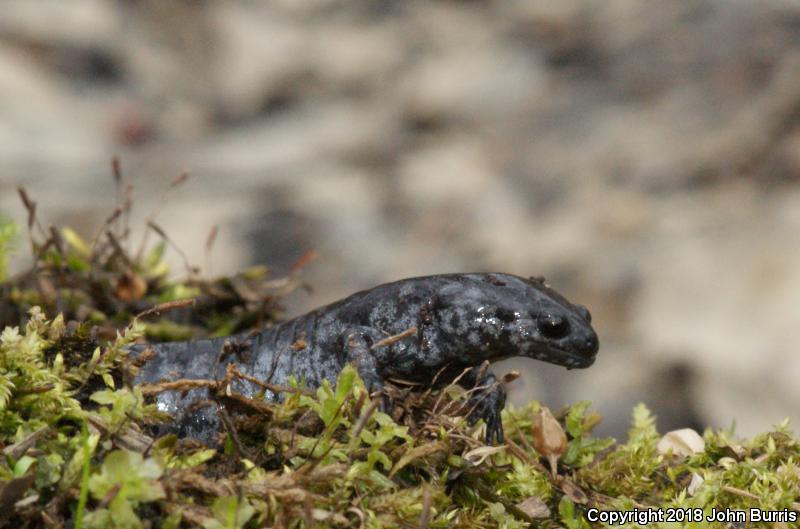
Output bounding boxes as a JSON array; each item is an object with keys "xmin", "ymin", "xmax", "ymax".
[{"xmin": 133, "ymin": 273, "xmax": 599, "ymax": 444}]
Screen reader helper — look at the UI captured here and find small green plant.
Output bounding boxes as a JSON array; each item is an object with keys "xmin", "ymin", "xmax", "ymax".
[
  {"xmin": 202, "ymin": 496, "xmax": 256, "ymax": 529},
  {"xmin": 0, "ymin": 217, "xmax": 16, "ymax": 282},
  {"xmin": 83, "ymin": 450, "xmax": 166, "ymax": 529}
]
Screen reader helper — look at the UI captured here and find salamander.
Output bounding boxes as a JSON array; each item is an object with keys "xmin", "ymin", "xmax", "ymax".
[{"xmin": 133, "ymin": 273, "xmax": 599, "ymax": 444}]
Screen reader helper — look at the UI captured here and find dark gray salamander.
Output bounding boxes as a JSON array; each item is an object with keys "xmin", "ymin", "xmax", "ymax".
[{"xmin": 133, "ymin": 273, "xmax": 599, "ymax": 444}]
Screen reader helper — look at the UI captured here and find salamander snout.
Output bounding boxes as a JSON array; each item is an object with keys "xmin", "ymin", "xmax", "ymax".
[
  {"xmin": 583, "ymin": 332, "xmax": 599, "ymax": 357},
  {"xmin": 559, "ymin": 308, "xmax": 599, "ymax": 367}
]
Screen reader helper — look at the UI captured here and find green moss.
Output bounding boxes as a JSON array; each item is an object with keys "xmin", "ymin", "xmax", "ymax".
[
  {"xmin": 1, "ymin": 308, "xmax": 800, "ymax": 528},
  {"xmin": 2, "ymin": 201, "xmax": 800, "ymax": 528}
]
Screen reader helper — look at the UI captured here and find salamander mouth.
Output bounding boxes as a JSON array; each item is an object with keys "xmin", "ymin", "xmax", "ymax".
[
  {"xmin": 557, "ymin": 352, "xmax": 596, "ymax": 368},
  {"xmin": 536, "ymin": 343, "xmax": 598, "ymax": 369}
]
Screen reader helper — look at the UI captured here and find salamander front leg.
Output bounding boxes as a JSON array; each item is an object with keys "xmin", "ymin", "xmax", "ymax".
[
  {"xmin": 341, "ymin": 328, "xmax": 391, "ymax": 412},
  {"xmin": 460, "ymin": 365, "xmax": 507, "ymax": 445}
]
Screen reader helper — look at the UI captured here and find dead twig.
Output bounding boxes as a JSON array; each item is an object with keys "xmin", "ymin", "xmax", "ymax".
[
  {"xmin": 217, "ymin": 406, "xmax": 255, "ymax": 460},
  {"xmin": 146, "ymin": 221, "xmax": 195, "ymax": 277},
  {"xmin": 134, "ymin": 171, "xmax": 190, "ymax": 262},
  {"xmin": 370, "ymin": 326, "xmax": 417, "ymax": 350},
  {"xmin": 204, "ymin": 224, "xmax": 218, "ymax": 277},
  {"xmin": 418, "ymin": 486, "xmax": 432, "ymax": 529},
  {"xmin": 229, "ymin": 366, "xmax": 313, "ymax": 396},
  {"xmin": 138, "ymin": 378, "xmax": 219, "ymax": 396},
  {"xmin": 134, "ymin": 298, "xmax": 196, "ymax": 320}
]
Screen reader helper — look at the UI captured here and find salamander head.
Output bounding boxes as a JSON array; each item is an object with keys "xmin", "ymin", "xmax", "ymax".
[{"xmin": 432, "ymin": 273, "xmax": 599, "ymax": 368}]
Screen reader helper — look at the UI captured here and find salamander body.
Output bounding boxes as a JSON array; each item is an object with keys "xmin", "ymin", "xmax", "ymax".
[{"xmin": 134, "ymin": 273, "xmax": 599, "ymax": 444}]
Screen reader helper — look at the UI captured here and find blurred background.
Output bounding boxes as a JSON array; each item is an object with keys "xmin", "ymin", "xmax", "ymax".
[{"xmin": 1, "ymin": 0, "xmax": 799, "ymax": 438}]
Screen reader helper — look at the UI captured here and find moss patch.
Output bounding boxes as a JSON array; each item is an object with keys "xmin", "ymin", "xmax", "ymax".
[{"xmin": 1, "ymin": 181, "xmax": 799, "ymax": 528}]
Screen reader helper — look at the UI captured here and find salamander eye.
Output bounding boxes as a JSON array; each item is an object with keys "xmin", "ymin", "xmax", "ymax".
[
  {"xmin": 575, "ymin": 304, "xmax": 592, "ymax": 323},
  {"xmin": 537, "ymin": 313, "xmax": 569, "ymax": 339},
  {"xmin": 495, "ymin": 307, "xmax": 517, "ymax": 323}
]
